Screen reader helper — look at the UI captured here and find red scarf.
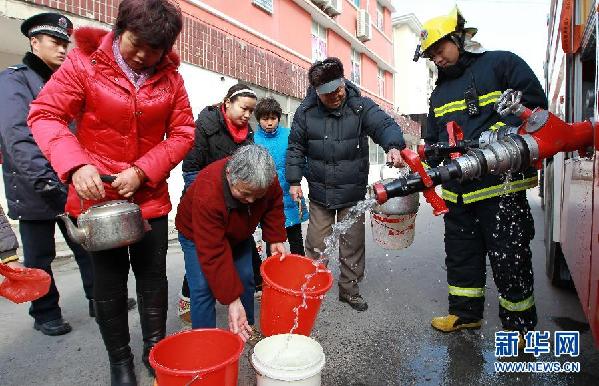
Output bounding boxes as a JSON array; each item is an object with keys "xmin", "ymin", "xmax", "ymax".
[{"xmin": 221, "ymin": 105, "xmax": 249, "ymax": 144}]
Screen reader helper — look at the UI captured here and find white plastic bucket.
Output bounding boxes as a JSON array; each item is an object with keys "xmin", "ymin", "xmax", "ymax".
[
  {"xmin": 251, "ymin": 334, "xmax": 325, "ymax": 386},
  {"xmin": 370, "ymin": 212, "xmax": 416, "ymax": 250}
]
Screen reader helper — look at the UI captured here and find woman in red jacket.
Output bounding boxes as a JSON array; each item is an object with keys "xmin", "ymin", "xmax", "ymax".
[{"xmin": 27, "ymin": 1, "xmax": 194, "ymax": 384}]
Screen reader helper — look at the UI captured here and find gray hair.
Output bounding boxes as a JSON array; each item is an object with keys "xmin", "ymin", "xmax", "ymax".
[{"xmin": 226, "ymin": 145, "xmax": 276, "ymax": 189}]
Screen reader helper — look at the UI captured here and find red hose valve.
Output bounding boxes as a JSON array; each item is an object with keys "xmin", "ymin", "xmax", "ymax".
[{"xmin": 372, "ymin": 182, "xmax": 388, "ymax": 204}]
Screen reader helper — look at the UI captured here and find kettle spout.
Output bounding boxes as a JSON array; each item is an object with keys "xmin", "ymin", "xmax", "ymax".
[{"xmin": 57, "ymin": 213, "xmax": 86, "ymax": 246}]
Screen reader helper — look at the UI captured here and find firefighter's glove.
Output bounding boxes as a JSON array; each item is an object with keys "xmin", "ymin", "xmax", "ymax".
[{"xmin": 495, "ymin": 89, "xmax": 523, "ymax": 117}]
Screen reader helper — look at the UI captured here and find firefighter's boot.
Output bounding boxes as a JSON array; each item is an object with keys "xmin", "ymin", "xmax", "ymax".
[{"xmin": 431, "ymin": 314, "xmax": 482, "ymax": 332}]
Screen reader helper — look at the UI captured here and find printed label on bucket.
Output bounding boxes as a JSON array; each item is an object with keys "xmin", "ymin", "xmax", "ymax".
[{"xmin": 371, "ymin": 213, "xmax": 416, "ymax": 250}]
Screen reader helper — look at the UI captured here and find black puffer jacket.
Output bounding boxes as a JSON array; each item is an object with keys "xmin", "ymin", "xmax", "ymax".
[
  {"xmin": 182, "ymin": 104, "xmax": 253, "ymax": 173},
  {"xmin": 286, "ymin": 80, "xmax": 405, "ymax": 209},
  {"xmin": 425, "ymin": 50, "xmax": 547, "ymax": 201}
]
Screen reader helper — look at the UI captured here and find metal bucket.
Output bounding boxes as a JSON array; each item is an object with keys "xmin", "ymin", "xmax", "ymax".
[{"xmin": 370, "ymin": 165, "xmax": 419, "ymax": 250}]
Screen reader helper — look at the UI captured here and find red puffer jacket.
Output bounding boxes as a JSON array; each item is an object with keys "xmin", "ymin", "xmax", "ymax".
[{"xmin": 28, "ymin": 28, "xmax": 194, "ymax": 219}]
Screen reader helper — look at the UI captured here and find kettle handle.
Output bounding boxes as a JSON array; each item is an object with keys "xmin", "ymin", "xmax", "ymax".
[
  {"xmin": 100, "ymin": 174, "xmax": 116, "ymax": 183},
  {"xmin": 78, "ymin": 175, "xmax": 117, "ymax": 211}
]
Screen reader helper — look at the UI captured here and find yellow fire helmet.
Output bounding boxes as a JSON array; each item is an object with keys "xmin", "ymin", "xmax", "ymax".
[{"xmin": 414, "ymin": 7, "xmax": 477, "ymax": 61}]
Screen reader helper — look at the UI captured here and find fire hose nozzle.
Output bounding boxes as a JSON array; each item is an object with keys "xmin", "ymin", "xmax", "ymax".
[{"xmin": 372, "ymin": 182, "xmax": 388, "ymax": 204}]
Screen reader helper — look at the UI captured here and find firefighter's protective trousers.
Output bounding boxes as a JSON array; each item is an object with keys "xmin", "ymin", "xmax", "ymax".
[{"xmin": 444, "ymin": 190, "xmax": 537, "ymax": 332}]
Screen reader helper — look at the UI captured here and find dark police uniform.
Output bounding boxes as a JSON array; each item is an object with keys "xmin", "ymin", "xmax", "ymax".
[
  {"xmin": 425, "ymin": 50, "xmax": 547, "ymax": 332},
  {"xmin": 0, "ymin": 13, "xmax": 93, "ymax": 328}
]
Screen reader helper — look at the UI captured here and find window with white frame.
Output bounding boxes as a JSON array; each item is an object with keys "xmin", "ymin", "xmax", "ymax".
[
  {"xmin": 311, "ymin": 21, "xmax": 327, "ymax": 62},
  {"xmin": 253, "ymin": 0, "xmax": 273, "ymax": 14},
  {"xmin": 377, "ymin": 68, "xmax": 385, "ymax": 97},
  {"xmin": 368, "ymin": 138, "xmax": 386, "ymax": 165},
  {"xmin": 376, "ymin": 2, "xmax": 384, "ymax": 29},
  {"xmin": 351, "ymin": 49, "xmax": 361, "ymax": 85}
]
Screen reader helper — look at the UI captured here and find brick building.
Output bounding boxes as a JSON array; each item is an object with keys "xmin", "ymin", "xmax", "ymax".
[{"xmin": 0, "ymin": 0, "xmax": 420, "ymax": 210}]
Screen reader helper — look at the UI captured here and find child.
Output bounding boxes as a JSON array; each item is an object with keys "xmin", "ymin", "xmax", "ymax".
[{"xmin": 254, "ymin": 97, "xmax": 308, "ymax": 257}]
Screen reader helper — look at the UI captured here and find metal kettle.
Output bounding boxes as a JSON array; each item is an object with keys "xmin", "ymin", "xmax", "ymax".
[{"xmin": 57, "ymin": 176, "xmax": 146, "ymax": 252}]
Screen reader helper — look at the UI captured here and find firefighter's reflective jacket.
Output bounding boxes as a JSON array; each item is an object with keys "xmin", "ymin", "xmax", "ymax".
[{"xmin": 425, "ymin": 50, "xmax": 548, "ymax": 204}]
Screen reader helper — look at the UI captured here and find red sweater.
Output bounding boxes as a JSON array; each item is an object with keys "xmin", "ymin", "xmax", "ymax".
[{"xmin": 175, "ymin": 158, "xmax": 286, "ymax": 304}]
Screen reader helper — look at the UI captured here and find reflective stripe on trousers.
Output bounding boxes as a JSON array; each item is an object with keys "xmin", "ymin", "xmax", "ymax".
[
  {"xmin": 499, "ymin": 295, "xmax": 535, "ymax": 312},
  {"xmin": 448, "ymin": 285, "xmax": 484, "ymax": 298}
]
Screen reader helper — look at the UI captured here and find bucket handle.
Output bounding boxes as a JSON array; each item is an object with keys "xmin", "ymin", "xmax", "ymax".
[
  {"xmin": 380, "ymin": 163, "xmax": 409, "ymax": 181},
  {"xmin": 184, "ymin": 372, "xmax": 204, "ymax": 386}
]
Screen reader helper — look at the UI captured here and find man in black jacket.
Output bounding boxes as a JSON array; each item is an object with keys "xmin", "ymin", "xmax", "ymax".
[
  {"xmin": 286, "ymin": 57, "xmax": 406, "ymax": 311},
  {"xmin": 416, "ymin": 8, "xmax": 546, "ymax": 347},
  {"xmin": 0, "ymin": 13, "xmax": 134, "ymax": 336}
]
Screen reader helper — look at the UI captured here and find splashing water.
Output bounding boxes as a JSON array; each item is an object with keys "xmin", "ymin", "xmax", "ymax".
[
  {"xmin": 270, "ymin": 197, "xmax": 379, "ymax": 361},
  {"xmin": 288, "ymin": 265, "xmax": 330, "ymax": 335},
  {"xmin": 320, "ymin": 198, "xmax": 378, "ymax": 262},
  {"xmin": 290, "ymin": 198, "xmax": 377, "ymax": 332}
]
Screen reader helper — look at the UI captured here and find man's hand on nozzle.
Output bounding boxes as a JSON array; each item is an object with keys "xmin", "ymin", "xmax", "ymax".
[
  {"xmin": 386, "ymin": 148, "xmax": 406, "ymax": 168},
  {"xmin": 495, "ymin": 89, "xmax": 523, "ymax": 117}
]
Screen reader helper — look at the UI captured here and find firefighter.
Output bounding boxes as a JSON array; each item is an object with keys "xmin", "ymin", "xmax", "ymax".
[{"xmin": 415, "ymin": 7, "xmax": 547, "ymax": 347}]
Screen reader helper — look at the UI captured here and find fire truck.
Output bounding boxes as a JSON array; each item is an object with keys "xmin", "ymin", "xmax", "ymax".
[{"xmin": 544, "ymin": 0, "xmax": 599, "ymax": 345}]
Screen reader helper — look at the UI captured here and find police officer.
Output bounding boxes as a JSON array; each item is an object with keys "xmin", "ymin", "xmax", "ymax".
[
  {"xmin": 415, "ymin": 8, "xmax": 546, "ymax": 348},
  {"xmin": 0, "ymin": 13, "xmax": 134, "ymax": 336}
]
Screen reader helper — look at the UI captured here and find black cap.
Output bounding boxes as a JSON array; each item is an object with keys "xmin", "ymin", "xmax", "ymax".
[{"xmin": 21, "ymin": 12, "xmax": 73, "ymax": 43}]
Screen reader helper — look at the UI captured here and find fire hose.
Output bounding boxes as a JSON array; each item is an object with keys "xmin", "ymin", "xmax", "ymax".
[{"xmin": 372, "ymin": 89, "xmax": 595, "ymax": 214}]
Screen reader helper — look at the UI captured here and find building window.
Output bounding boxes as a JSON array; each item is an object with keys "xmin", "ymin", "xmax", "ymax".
[
  {"xmin": 353, "ymin": 0, "xmax": 360, "ymax": 7},
  {"xmin": 351, "ymin": 49, "xmax": 361, "ymax": 85},
  {"xmin": 311, "ymin": 21, "xmax": 327, "ymax": 62},
  {"xmin": 253, "ymin": 0, "xmax": 273, "ymax": 14},
  {"xmin": 377, "ymin": 68, "xmax": 385, "ymax": 97},
  {"xmin": 376, "ymin": 2, "xmax": 384, "ymax": 29},
  {"xmin": 369, "ymin": 138, "xmax": 386, "ymax": 165}
]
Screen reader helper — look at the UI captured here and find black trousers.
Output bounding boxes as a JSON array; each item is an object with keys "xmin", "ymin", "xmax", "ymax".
[
  {"xmin": 90, "ymin": 216, "xmax": 168, "ymax": 301},
  {"xmin": 20, "ymin": 219, "xmax": 94, "ymax": 323},
  {"xmin": 444, "ymin": 191, "xmax": 537, "ymax": 332}
]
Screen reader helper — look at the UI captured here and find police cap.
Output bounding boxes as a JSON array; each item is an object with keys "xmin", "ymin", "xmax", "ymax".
[{"xmin": 20, "ymin": 12, "xmax": 73, "ymax": 43}]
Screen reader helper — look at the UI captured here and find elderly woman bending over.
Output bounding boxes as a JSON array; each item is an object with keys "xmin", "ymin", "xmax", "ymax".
[{"xmin": 176, "ymin": 145, "xmax": 287, "ymax": 340}]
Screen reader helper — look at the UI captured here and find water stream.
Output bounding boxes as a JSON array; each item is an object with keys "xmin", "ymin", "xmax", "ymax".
[
  {"xmin": 290, "ymin": 198, "xmax": 378, "ymax": 333},
  {"xmin": 266, "ymin": 198, "xmax": 379, "ymax": 363}
]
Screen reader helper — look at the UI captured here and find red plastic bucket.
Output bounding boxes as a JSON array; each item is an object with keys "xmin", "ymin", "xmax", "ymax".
[
  {"xmin": 149, "ymin": 329, "xmax": 243, "ymax": 386},
  {"xmin": 260, "ymin": 254, "xmax": 333, "ymax": 336}
]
